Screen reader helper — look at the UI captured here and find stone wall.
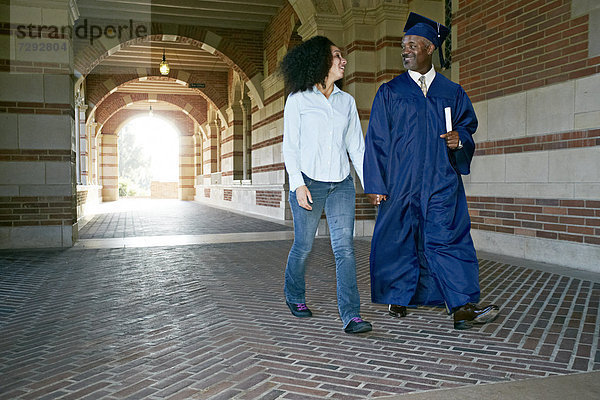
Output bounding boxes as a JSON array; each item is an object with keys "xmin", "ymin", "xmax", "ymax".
[
  {"xmin": 151, "ymin": 181, "xmax": 178, "ymax": 199},
  {"xmin": 454, "ymin": 0, "xmax": 600, "ymax": 270}
]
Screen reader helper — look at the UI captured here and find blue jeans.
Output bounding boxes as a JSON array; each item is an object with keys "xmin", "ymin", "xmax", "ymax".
[{"xmin": 284, "ymin": 173, "xmax": 361, "ymax": 327}]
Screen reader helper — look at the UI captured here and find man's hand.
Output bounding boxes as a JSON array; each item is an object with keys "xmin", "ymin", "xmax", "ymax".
[
  {"xmin": 296, "ymin": 185, "xmax": 313, "ymax": 210},
  {"xmin": 440, "ymin": 130, "xmax": 460, "ymax": 150},
  {"xmin": 367, "ymin": 193, "xmax": 387, "ymax": 205}
]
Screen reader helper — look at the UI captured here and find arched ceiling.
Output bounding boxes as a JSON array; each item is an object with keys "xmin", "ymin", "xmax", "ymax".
[
  {"xmin": 122, "ymin": 100, "xmax": 179, "ymax": 112},
  {"xmin": 117, "ymin": 76, "xmax": 199, "ymax": 96},
  {"xmin": 76, "ymin": 0, "xmax": 288, "ymax": 31},
  {"xmin": 75, "ymin": 0, "xmax": 375, "ymax": 79},
  {"xmin": 89, "ymin": 37, "xmax": 230, "ymax": 74},
  {"xmin": 76, "ymin": 0, "xmax": 289, "ymax": 120}
]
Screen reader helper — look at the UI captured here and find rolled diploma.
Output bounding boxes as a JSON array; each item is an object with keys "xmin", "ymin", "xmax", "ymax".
[{"xmin": 444, "ymin": 107, "xmax": 452, "ymax": 132}]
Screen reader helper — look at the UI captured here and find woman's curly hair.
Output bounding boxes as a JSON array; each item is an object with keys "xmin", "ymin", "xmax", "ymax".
[{"xmin": 279, "ymin": 35, "xmax": 340, "ymax": 94}]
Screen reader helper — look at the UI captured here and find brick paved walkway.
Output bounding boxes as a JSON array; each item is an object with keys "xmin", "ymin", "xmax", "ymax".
[
  {"xmin": 0, "ymin": 200, "xmax": 598, "ymax": 399},
  {"xmin": 78, "ymin": 199, "xmax": 292, "ymax": 239}
]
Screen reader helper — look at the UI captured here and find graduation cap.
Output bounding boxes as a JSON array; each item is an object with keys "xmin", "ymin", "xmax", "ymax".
[{"xmin": 403, "ymin": 12, "xmax": 450, "ymax": 69}]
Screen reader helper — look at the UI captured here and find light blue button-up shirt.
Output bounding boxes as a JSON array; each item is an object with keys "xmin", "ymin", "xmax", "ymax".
[{"xmin": 282, "ymin": 85, "xmax": 365, "ymax": 192}]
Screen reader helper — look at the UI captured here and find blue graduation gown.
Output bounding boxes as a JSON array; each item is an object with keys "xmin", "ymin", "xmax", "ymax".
[{"xmin": 363, "ymin": 72, "xmax": 480, "ymax": 311}]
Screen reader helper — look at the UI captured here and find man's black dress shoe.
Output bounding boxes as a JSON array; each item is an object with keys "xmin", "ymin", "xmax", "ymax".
[
  {"xmin": 453, "ymin": 303, "xmax": 500, "ymax": 330},
  {"xmin": 286, "ymin": 302, "xmax": 312, "ymax": 318},
  {"xmin": 388, "ymin": 304, "xmax": 407, "ymax": 318}
]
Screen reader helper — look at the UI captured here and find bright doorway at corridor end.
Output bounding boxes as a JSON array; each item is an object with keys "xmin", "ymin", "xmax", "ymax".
[{"xmin": 118, "ymin": 116, "xmax": 179, "ymax": 198}]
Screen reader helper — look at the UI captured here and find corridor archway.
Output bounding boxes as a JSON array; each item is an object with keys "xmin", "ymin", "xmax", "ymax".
[{"xmin": 118, "ymin": 115, "xmax": 180, "ymax": 199}]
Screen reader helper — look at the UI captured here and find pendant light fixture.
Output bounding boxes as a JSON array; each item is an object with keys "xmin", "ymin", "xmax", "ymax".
[{"xmin": 159, "ymin": 49, "xmax": 170, "ymax": 75}]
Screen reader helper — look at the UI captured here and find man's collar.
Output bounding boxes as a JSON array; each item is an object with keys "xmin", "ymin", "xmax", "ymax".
[
  {"xmin": 408, "ymin": 65, "xmax": 436, "ymax": 85},
  {"xmin": 408, "ymin": 65, "xmax": 435, "ymax": 79}
]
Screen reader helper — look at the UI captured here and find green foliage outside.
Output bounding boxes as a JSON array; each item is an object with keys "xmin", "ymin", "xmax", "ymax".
[
  {"xmin": 119, "ymin": 178, "xmax": 142, "ymax": 197},
  {"xmin": 118, "ymin": 125, "xmax": 151, "ymax": 197}
]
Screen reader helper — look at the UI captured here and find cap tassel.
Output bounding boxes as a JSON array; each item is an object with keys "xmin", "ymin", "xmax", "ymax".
[
  {"xmin": 436, "ymin": 22, "xmax": 448, "ymax": 70},
  {"xmin": 439, "ymin": 48, "xmax": 447, "ymax": 70}
]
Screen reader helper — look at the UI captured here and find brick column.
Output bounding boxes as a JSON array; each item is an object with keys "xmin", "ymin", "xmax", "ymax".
[
  {"xmin": 223, "ymin": 103, "xmax": 244, "ymax": 182},
  {"xmin": 0, "ymin": 0, "xmax": 77, "ymax": 248},
  {"xmin": 179, "ymin": 135, "xmax": 195, "ymax": 200},
  {"xmin": 78, "ymin": 102, "xmax": 89, "ymax": 185},
  {"xmin": 194, "ymin": 130, "xmax": 203, "ymax": 177},
  {"xmin": 203, "ymin": 110, "xmax": 220, "ymax": 177},
  {"xmin": 241, "ymin": 97, "xmax": 252, "ymax": 180},
  {"xmin": 89, "ymin": 123, "xmax": 99, "ymax": 184},
  {"xmin": 100, "ymin": 133, "xmax": 119, "ymax": 201},
  {"xmin": 294, "ymin": 1, "xmax": 408, "ymax": 235}
]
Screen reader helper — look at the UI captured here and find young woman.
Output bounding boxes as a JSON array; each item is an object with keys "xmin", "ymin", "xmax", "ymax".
[{"xmin": 280, "ymin": 36, "xmax": 372, "ymax": 334}]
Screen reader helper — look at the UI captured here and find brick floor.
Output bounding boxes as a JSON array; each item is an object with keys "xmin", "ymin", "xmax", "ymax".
[
  {"xmin": 0, "ymin": 200, "xmax": 599, "ymax": 399},
  {"xmin": 78, "ymin": 199, "xmax": 292, "ymax": 239}
]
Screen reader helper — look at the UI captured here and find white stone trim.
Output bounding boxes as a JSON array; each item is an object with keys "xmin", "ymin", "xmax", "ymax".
[{"xmin": 471, "ymin": 229, "xmax": 600, "ymax": 273}]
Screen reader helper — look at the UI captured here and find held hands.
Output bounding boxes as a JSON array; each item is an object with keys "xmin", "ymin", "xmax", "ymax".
[
  {"xmin": 296, "ymin": 185, "xmax": 313, "ymax": 210},
  {"xmin": 440, "ymin": 130, "xmax": 460, "ymax": 150},
  {"xmin": 367, "ymin": 193, "xmax": 387, "ymax": 206}
]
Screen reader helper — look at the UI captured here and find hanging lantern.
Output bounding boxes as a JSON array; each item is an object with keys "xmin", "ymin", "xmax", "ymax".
[{"xmin": 159, "ymin": 49, "xmax": 170, "ymax": 75}]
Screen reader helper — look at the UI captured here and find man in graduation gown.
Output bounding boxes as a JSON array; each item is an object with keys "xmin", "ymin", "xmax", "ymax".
[{"xmin": 363, "ymin": 13, "xmax": 500, "ymax": 330}]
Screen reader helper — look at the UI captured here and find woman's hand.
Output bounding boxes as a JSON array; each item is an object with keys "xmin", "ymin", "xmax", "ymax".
[
  {"xmin": 367, "ymin": 193, "xmax": 387, "ymax": 205},
  {"xmin": 296, "ymin": 185, "xmax": 313, "ymax": 210}
]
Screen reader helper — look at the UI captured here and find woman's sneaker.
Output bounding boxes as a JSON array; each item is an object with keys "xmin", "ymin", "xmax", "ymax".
[
  {"xmin": 286, "ymin": 302, "xmax": 312, "ymax": 318},
  {"xmin": 344, "ymin": 317, "xmax": 372, "ymax": 334}
]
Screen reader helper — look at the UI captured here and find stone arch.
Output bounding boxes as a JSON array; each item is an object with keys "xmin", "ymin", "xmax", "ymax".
[
  {"xmin": 93, "ymin": 92, "xmax": 208, "ymax": 130},
  {"xmin": 86, "ymin": 74, "xmax": 227, "ymax": 125},
  {"xmin": 101, "ymin": 107, "xmax": 194, "ymax": 138},
  {"xmin": 98, "ymin": 108, "xmax": 197, "ymax": 201},
  {"xmin": 80, "ymin": 32, "xmax": 265, "ymax": 108}
]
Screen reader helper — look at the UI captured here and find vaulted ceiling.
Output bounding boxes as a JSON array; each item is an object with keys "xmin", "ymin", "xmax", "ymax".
[
  {"xmin": 77, "ymin": 0, "xmax": 288, "ymax": 123},
  {"xmin": 76, "ymin": 0, "xmax": 288, "ymax": 75},
  {"xmin": 77, "ymin": 0, "xmax": 287, "ymax": 31}
]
